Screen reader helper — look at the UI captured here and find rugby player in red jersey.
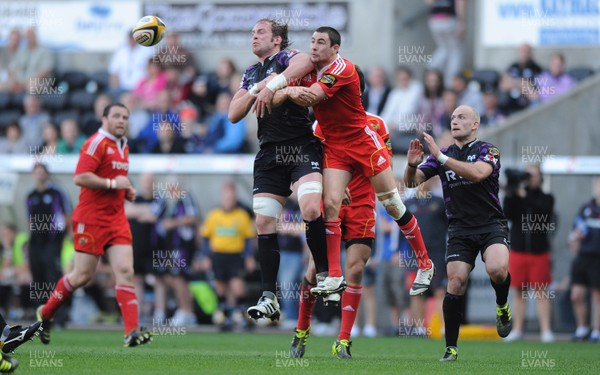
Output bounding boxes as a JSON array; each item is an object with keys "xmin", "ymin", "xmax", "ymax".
[
  {"xmin": 36, "ymin": 103, "xmax": 152, "ymax": 347},
  {"xmin": 275, "ymin": 27, "xmax": 434, "ymax": 299}
]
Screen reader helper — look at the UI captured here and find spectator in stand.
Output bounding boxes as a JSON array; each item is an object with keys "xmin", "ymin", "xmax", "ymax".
[
  {"xmin": 165, "ymin": 67, "xmax": 190, "ymax": 108},
  {"xmin": 157, "ymin": 32, "xmax": 198, "ymax": 83},
  {"xmin": 133, "ymin": 58, "xmax": 168, "ymax": 111},
  {"xmin": 480, "ymin": 89, "xmax": 505, "ymax": 128},
  {"xmin": 452, "ymin": 73, "xmax": 484, "ymax": 114},
  {"xmin": 418, "ymin": 69, "xmax": 446, "ymax": 137},
  {"xmin": 81, "ymin": 94, "xmax": 112, "ymax": 136},
  {"xmin": 425, "ymin": 0, "xmax": 466, "ymax": 88},
  {"xmin": 380, "ymin": 66, "xmax": 423, "ymax": 153},
  {"xmin": 537, "ymin": 53, "xmax": 576, "ymax": 103},
  {"xmin": 19, "ymin": 94, "xmax": 50, "ymax": 149},
  {"xmin": 108, "ymin": 32, "xmax": 154, "ymax": 98},
  {"xmin": 498, "ymin": 43, "xmax": 542, "ymax": 115},
  {"xmin": 507, "ymin": 43, "xmax": 542, "ymax": 82},
  {"xmin": 362, "ymin": 66, "xmax": 391, "ymax": 116},
  {"xmin": 0, "ymin": 28, "xmax": 21, "ymax": 92},
  {"xmin": 196, "ymin": 92, "xmax": 247, "ymax": 154},
  {"xmin": 438, "ymin": 89, "xmax": 458, "ymax": 132},
  {"xmin": 149, "ymin": 121, "xmax": 187, "ymax": 154},
  {"xmin": 39, "ymin": 122, "xmax": 60, "ymax": 155},
  {"xmin": 118, "ymin": 91, "xmax": 149, "ymax": 140},
  {"xmin": 56, "ymin": 118, "xmax": 86, "ymax": 154},
  {"xmin": 179, "ymin": 106, "xmax": 204, "ymax": 153},
  {"xmin": 134, "ymin": 90, "xmax": 179, "ymax": 153},
  {"xmin": 190, "ymin": 58, "xmax": 237, "ymax": 116},
  {"xmin": 569, "ymin": 177, "xmax": 600, "ymax": 342},
  {"xmin": 8, "ymin": 27, "xmax": 54, "ymax": 93},
  {"xmin": 0, "ymin": 121, "xmax": 28, "ymax": 154}
]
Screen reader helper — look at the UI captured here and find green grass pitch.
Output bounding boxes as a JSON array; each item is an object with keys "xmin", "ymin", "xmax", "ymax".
[{"xmin": 11, "ymin": 329, "xmax": 598, "ymax": 374}]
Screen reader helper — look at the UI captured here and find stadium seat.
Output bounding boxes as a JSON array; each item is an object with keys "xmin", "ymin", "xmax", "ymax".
[
  {"xmin": 471, "ymin": 69, "xmax": 501, "ymax": 91},
  {"xmin": 567, "ymin": 67, "xmax": 595, "ymax": 82},
  {"xmin": 88, "ymin": 71, "xmax": 110, "ymax": 92},
  {"xmin": 9, "ymin": 91, "xmax": 26, "ymax": 110},
  {"xmin": 60, "ymin": 71, "xmax": 89, "ymax": 91},
  {"xmin": 68, "ymin": 90, "xmax": 97, "ymax": 111},
  {"xmin": 0, "ymin": 110, "xmax": 22, "ymax": 128},
  {"xmin": 53, "ymin": 109, "xmax": 80, "ymax": 127},
  {"xmin": 40, "ymin": 94, "xmax": 68, "ymax": 112},
  {"xmin": 0, "ymin": 92, "xmax": 11, "ymax": 110}
]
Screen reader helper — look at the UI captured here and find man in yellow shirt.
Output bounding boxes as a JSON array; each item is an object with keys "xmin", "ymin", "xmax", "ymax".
[{"xmin": 201, "ymin": 181, "xmax": 256, "ymax": 331}]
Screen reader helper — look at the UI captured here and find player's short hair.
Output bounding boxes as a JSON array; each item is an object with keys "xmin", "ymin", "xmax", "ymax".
[
  {"xmin": 102, "ymin": 102, "xmax": 129, "ymax": 118},
  {"xmin": 256, "ymin": 18, "xmax": 290, "ymax": 50},
  {"xmin": 355, "ymin": 65, "xmax": 365, "ymax": 96},
  {"xmin": 315, "ymin": 26, "xmax": 341, "ymax": 47}
]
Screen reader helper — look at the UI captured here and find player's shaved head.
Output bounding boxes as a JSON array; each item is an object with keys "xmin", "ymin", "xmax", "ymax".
[{"xmin": 455, "ymin": 105, "xmax": 480, "ymax": 124}]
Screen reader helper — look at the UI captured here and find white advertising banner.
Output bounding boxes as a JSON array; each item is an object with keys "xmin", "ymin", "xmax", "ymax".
[
  {"xmin": 0, "ymin": 1, "xmax": 141, "ymax": 51},
  {"xmin": 481, "ymin": 0, "xmax": 600, "ymax": 46}
]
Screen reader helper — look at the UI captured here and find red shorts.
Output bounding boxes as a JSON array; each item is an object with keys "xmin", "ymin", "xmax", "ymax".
[
  {"xmin": 73, "ymin": 219, "xmax": 132, "ymax": 256},
  {"xmin": 323, "ymin": 127, "xmax": 390, "ymax": 177},
  {"xmin": 339, "ymin": 204, "xmax": 376, "ymax": 240},
  {"xmin": 509, "ymin": 251, "xmax": 551, "ymax": 289}
]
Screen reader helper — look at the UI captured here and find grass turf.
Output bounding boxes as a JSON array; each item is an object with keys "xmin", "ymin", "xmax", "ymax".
[{"xmin": 10, "ymin": 329, "xmax": 598, "ymax": 374}]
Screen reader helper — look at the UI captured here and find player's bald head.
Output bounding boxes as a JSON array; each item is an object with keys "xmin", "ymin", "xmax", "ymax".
[{"xmin": 454, "ymin": 105, "xmax": 480, "ymax": 124}]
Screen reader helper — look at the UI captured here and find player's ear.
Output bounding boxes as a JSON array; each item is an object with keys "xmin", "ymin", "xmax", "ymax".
[{"xmin": 273, "ymin": 35, "xmax": 282, "ymax": 46}]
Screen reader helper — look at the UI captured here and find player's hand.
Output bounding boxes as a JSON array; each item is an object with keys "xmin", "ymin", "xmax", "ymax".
[
  {"xmin": 289, "ymin": 87, "xmax": 317, "ymax": 106},
  {"xmin": 114, "ymin": 175, "xmax": 132, "ymax": 190},
  {"xmin": 125, "ymin": 187, "xmax": 136, "ymax": 202},
  {"xmin": 342, "ymin": 187, "xmax": 352, "ymax": 206},
  {"xmin": 253, "ymin": 88, "xmax": 275, "ymax": 118},
  {"xmin": 407, "ymin": 138, "xmax": 425, "ymax": 166},
  {"xmin": 422, "ymin": 132, "xmax": 441, "ymax": 158}
]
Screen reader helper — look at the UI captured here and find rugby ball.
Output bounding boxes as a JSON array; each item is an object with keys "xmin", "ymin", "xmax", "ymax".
[{"xmin": 132, "ymin": 15, "xmax": 166, "ymax": 47}]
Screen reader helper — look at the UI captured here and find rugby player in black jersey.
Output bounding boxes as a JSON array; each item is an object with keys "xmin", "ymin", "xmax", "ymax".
[{"xmin": 404, "ymin": 105, "xmax": 512, "ymax": 362}]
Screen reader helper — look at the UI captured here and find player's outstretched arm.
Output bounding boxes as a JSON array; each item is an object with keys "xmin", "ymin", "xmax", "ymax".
[
  {"xmin": 422, "ymin": 133, "xmax": 493, "ymax": 183},
  {"xmin": 404, "ymin": 139, "xmax": 427, "ymax": 187}
]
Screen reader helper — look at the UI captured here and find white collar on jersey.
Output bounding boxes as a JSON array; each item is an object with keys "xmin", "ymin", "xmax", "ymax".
[
  {"xmin": 317, "ymin": 53, "xmax": 341, "ymax": 80},
  {"xmin": 467, "ymin": 138, "xmax": 479, "ymax": 148},
  {"xmin": 99, "ymin": 128, "xmax": 128, "ymax": 158}
]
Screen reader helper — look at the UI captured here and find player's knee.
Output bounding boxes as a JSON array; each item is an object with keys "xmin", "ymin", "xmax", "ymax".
[
  {"xmin": 297, "ymin": 181, "xmax": 322, "ymax": 221},
  {"xmin": 447, "ymin": 274, "xmax": 468, "ymax": 294},
  {"xmin": 377, "ymin": 189, "xmax": 406, "ymax": 221},
  {"xmin": 253, "ymin": 197, "xmax": 281, "ymax": 232},
  {"xmin": 486, "ymin": 264, "xmax": 507, "ymax": 282},
  {"xmin": 323, "ymin": 196, "xmax": 341, "ymax": 220},
  {"xmin": 253, "ymin": 197, "xmax": 283, "ymax": 219},
  {"xmin": 114, "ymin": 264, "xmax": 134, "ymax": 281},
  {"xmin": 571, "ymin": 288, "xmax": 585, "ymax": 303}
]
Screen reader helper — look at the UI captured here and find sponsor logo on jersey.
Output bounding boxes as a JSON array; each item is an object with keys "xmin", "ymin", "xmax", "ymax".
[
  {"xmin": 106, "ymin": 147, "xmax": 115, "ymax": 155},
  {"xmin": 319, "ymin": 74, "xmax": 337, "ymax": 88},
  {"xmin": 111, "ymin": 161, "xmax": 129, "ymax": 170},
  {"xmin": 377, "ymin": 155, "xmax": 386, "ymax": 166}
]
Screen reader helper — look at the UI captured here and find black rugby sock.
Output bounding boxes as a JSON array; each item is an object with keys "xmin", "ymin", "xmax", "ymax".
[
  {"xmin": 257, "ymin": 233, "xmax": 281, "ymax": 294},
  {"xmin": 491, "ymin": 272, "xmax": 511, "ymax": 306},
  {"xmin": 305, "ymin": 215, "xmax": 329, "ymax": 274},
  {"xmin": 443, "ymin": 292, "xmax": 465, "ymax": 348}
]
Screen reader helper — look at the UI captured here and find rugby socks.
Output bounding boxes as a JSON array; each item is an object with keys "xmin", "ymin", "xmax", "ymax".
[
  {"xmin": 305, "ymin": 215, "xmax": 329, "ymax": 274},
  {"xmin": 491, "ymin": 272, "xmax": 511, "ymax": 306},
  {"xmin": 324, "ymin": 219, "xmax": 343, "ymax": 277},
  {"xmin": 116, "ymin": 285, "xmax": 139, "ymax": 336},
  {"xmin": 297, "ymin": 278, "xmax": 316, "ymax": 331},
  {"xmin": 397, "ymin": 212, "xmax": 431, "ymax": 270},
  {"xmin": 339, "ymin": 285, "xmax": 363, "ymax": 341},
  {"xmin": 42, "ymin": 275, "xmax": 74, "ymax": 320},
  {"xmin": 443, "ymin": 292, "xmax": 465, "ymax": 348},
  {"xmin": 257, "ymin": 233, "xmax": 280, "ymax": 294}
]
